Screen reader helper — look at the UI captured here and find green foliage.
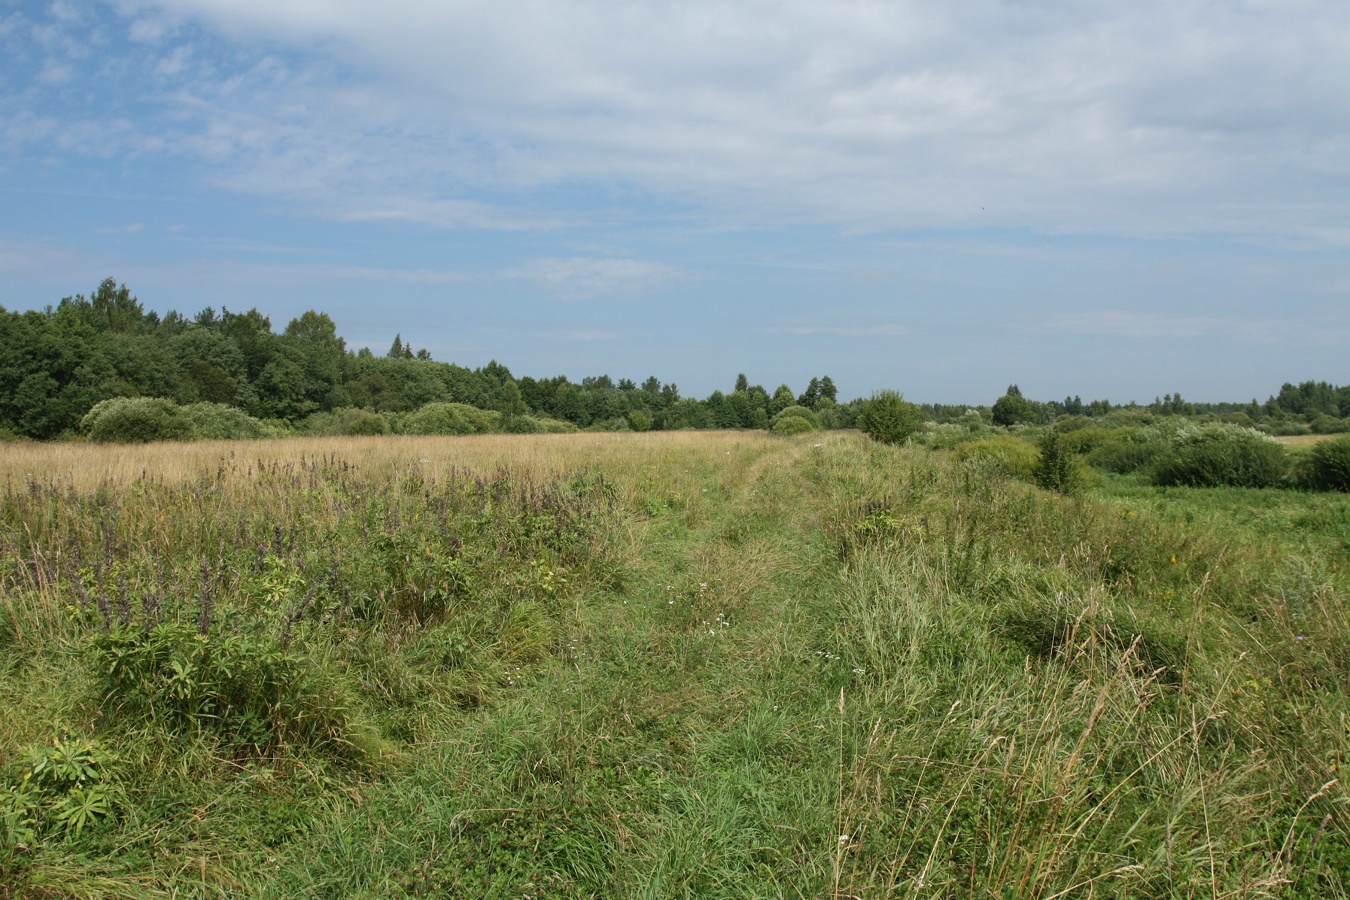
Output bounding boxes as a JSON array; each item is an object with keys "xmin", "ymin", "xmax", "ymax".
[
  {"xmin": 81, "ymin": 396, "xmax": 190, "ymax": 443},
  {"xmin": 1152, "ymin": 423, "xmax": 1289, "ymax": 488},
  {"xmin": 1311, "ymin": 414, "xmax": 1350, "ymax": 435},
  {"xmin": 952, "ymin": 434, "xmax": 1040, "ymax": 480},
  {"xmin": 1032, "ymin": 431, "xmax": 1085, "ymax": 494},
  {"xmin": 991, "ymin": 384, "xmax": 1046, "ymax": 426},
  {"xmin": 180, "ymin": 402, "xmax": 273, "ymax": 440},
  {"xmin": 767, "ymin": 405, "xmax": 819, "ymax": 437},
  {"xmin": 402, "ymin": 401, "xmax": 495, "ymax": 436},
  {"xmin": 626, "ymin": 409, "xmax": 652, "ymax": 432},
  {"xmin": 1306, "ymin": 434, "xmax": 1350, "ymax": 491},
  {"xmin": 304, "ymin": 407, "xmax": 390, "ymax": 436},
  {"xmin": 771, "ymin": 415, "xmax": 816, "ymax": 435},
  {"xmin": 3, "ymin": 434, "xmax": 1350, "ymax": 894},
  {"xmin": 858, "ymin": 390, "xmax": 921, "ymax": 445},
  {"xmin": 1085, "ymin": 428, "xmax": 1168, "ymax": 474},
  {"xmin": 89, "ymin": 623, "xmax": 360, "ymax": 756},
  {"xmin": 533, "ymin": 416, "xmax": 580, "ymax": 434},
  {"xmin": 1055, "ymin": 425, "xmax": 1116, "ymax": 454},
  {"xmin": 1, "ymin": 737, "xmax": 120, "ymax": 867}
]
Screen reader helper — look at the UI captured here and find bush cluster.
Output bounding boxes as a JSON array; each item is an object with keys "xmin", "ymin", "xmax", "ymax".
[
  {"xmin": 1306, "ymin": 434, "xmax": 1350, "ymax": 491},
  {"xmin": 90, "ymin": 624, "xmax": 360, "ymax": 756},
  {"xmin": 81, "ymin": 397, "xmax": 191, "ymax": 443},
  {"xmin": 952, "ymin": 435, "xmax": 1040, "ymax": 481},
  {"xmin": 1032, "ymin": 432, "xmax": 1085, "ymax": 494},
  {"xmin": 81, "ymin": 397, "xmax": 277, "ymax": 443},
  {"xmin": 1151, "ymin": 424, "xmax": 1288, "ymax": 488},
  {"xmin": 401, "ymin": 402, "xmax": 496, "ymax": 436},
  {"xmin": 858, "ymin": 391, "xmax": 921, "ymax": 445},
  {"xmin": 769, "ymin": 405, "xmax": 819, "ymax": 435}
]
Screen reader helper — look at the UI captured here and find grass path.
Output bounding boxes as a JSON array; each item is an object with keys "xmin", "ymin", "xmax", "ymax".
[{"xmin": 253, "ymin": 434, "xmax": 854, "ymax": 898}]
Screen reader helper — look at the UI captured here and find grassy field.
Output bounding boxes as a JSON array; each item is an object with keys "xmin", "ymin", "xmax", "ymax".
[{"xmin": 1, "ymin": 431, "xmax": 1347, "ymax": 898}]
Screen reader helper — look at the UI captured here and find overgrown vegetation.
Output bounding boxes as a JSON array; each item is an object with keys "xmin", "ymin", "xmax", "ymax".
[{"xmin": 1, "ymin": 431, "xmax": 1346, "ymax": 896}]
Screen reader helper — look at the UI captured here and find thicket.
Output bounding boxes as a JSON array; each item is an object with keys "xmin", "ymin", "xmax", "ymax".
[
  {"xmin": 1308, "ymin": 434, "xmax": 1350, "ymax": 491},
  {"xmin": 768, "ymin": 404, "xmax": 819, "ymax": 435},
  {"xmin": 856, "ymin": 390, "xmax": 921, "ymax": 445},
  {"xmin": 81, "ymin": 397, "xmax": 191, "ymax": 444},
  {"xmin": 1151, "ymin": 423, "xmax": 1289, "ymax": 488}
]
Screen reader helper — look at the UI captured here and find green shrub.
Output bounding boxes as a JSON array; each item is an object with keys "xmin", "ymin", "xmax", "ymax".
[
  {"xmin": 858, "ymin": 390, "xmax": 921, "ymax": 445},
  {"xmin": 1057, "ymin": 426, "xmax": 1119, "ymax": 456},
  {"xmin": 627, "ymin": 410, "xmax": 652, "ymax": 432},
  {"xmin": 339, "ymin": 408, "xmax": 389, "ymax": 436},
  {"xmin": 1085, "ymin": 429, "xmax": 1168, "ymax": 474},
  {"xmin": 1152, "ymin": 424, "xmax": 1288, "ymax": 488},
  {"xmin": 306, "ymin": 408, "xmax": 390, "ymax": 436},
  {"xmin": 90, "ymin": 623, "xmax": 362, "ymax": 757},
  {"xmin": 534, "ymin": 417, "xmax": 580, "ymax": 434},
  {"xmin": 1306, "ymin": 434, "xmax": 1350, "ymax": 491},
  {"xmin": 771, "ymin": 415, "xmax": 816, "ymax": 436},
  {"xmin": 402, "ymin": 402, "xmax": 495, "ymax": 436},
  {"xmin": 1264, "ymin": 418, "xmax": 1311, "ymax": 437},
  {"xmin": 1, "ymin": 737, "xmax": 121, "ymax": 865},
  {"xmin": 1311, "ymin": 414, "xmax": 1349, "ymax": 435},
  {"xmin": 180, "ymin": 402, "xmax": 272, "ymax": 440},
  {"xmin": 1033, "ymin": 432, "xmax": 1084, "ymax": 494},
  {"xmin": 952, "ymin": 435, "xmax": 1039, "ymax": 480},
  {"xmin": 81, "ymin": 397, "xmax": 190, "ymax": 443},
  {"xmin": 768, "ymin": 405, "xmax": 819, "ymax": 431},
  {"xmin": 503, "ymin": 414, "xmax": 539, "ymax": 434}
]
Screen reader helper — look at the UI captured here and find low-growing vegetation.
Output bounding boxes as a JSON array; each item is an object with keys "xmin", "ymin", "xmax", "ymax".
[{"xmin": 1, "ymin": 429, "xmax": 1346, "ymax": 896}]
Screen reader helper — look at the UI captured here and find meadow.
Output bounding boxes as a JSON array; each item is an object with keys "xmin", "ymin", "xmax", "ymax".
[{"xmin": 0, "ymin": 431, "xmax": 1346, "ymax": 898}]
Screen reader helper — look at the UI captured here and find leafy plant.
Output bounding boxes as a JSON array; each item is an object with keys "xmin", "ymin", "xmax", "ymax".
[
  {"xmin": 952, "ymin": 434, "xmax": 1039, "ymax": 480},
  {"xmin": 402, "ymin": 401, "xmax": 495, "ymax": 436},
  {"xmin": 1152, "ymin": 423, "xmax": 1288, "ymax": 488},
  {"xmin": 770, "ymin": 414, "xmax": 816, "ymax": 435},
  {"xmin": 180, "ymin": 402, "xmax": 273, "ymax": 440},
  {"xmin": 81, "ymin": 396, "xmax": 191, "ymax": 443},
  {"xmin": 1032, "ymin": 431, "xmax": 1084, "ymax": 494},
  {"xmin": 1, "ymin": 737, "xmax": 121, "ymax": 868},
  {"xmin": 90, "ymin": 623, "xmax": 360, "ymax": 756},
  {"xmin": 857, "ymin": 390, "xmax": 921, "ymax": 445},
  {"xmin": 1306, "ymin": 434, "xmax": 1350, "ymax": 491}
]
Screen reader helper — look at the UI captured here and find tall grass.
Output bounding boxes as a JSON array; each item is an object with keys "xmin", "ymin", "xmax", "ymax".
[{"xmin": 1, "ymin": 431, "xmax": 1346, "ymax": 896}]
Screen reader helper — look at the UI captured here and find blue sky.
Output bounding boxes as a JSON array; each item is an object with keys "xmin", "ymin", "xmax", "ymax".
[{"xmin": 3, "ymin": 0, "xmax": 1348, "ymax": 404}]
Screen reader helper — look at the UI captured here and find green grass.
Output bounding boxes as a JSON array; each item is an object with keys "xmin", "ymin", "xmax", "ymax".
[{"xmin": 1, "ymin": 432, "xmax": 1347, "ymax": 897}]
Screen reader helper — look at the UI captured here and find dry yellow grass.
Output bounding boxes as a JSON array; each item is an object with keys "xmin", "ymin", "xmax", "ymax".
[
  {"xmin": 0, "ymin": 431, "xmax": 787, "ymax": 492},
  {"xmin": 1274, "ymin": 433, "xmax": 1338, "ymax": 447}
]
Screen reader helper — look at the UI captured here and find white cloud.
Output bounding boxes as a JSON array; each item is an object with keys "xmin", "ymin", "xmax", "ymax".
[
  {"xmin": 93, "ymin": 223, "xmax": 145, "ymax": 235},
  {"xmin": 9, "ymin": 2, "xmax": 1350, "ymax": 240}
]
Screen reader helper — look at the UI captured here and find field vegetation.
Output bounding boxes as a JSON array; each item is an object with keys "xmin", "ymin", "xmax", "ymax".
[{"xmin": 1, "ymin": 428, "xmax": 1347, "ymax": 897}]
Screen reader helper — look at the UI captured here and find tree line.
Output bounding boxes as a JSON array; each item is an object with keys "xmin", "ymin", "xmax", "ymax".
[
  {"xmin": 988, "ymin": 382, "xmax": 1350, "ymax": 436},
  {"xmin": 0, "ymin": 280, "xmax": 856, "ymax": 440},
  {"xmin": 3, "ymin": 279, "xmax": 1345, "ymax": 442}
]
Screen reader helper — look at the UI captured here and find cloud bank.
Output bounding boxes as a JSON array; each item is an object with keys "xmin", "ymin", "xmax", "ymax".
[{"xmin": 6, "ymin": 1, "xmax": 1346, "ymax": 239}]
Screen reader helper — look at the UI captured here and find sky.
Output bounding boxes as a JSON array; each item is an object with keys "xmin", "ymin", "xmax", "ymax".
[{"xmin": 2, "ymin": 0, "xmax": 1349, "ymax": 405}]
